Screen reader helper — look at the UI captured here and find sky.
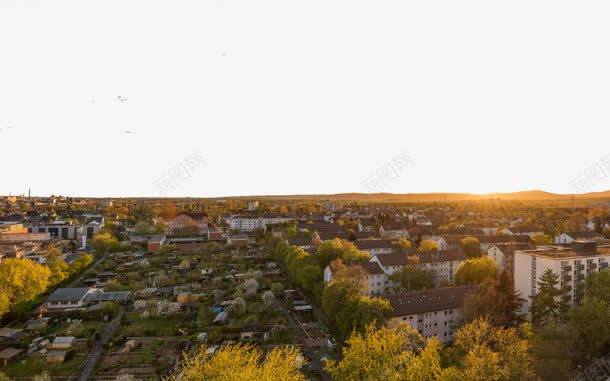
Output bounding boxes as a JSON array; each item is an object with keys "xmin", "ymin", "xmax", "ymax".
[{"xmin": 1, "ymin": 0, "xmax": 610, "ymax": 198}]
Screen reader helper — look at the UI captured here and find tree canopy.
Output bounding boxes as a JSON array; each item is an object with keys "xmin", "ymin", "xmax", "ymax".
[
  {"xmin": 166, "ymin": 343, "xmax": 306, "ymax": 381},
  {"xmin": 462, "ymin": 270, "xmax": 522, "ymax": 327},
  {"xmin": 324, "ymin": 323, "xmax": 459, "ymax": 381},
  {"xmin": 389, "ymin": 265, "xmax": 435, "ymax": 292},
  {"xmin": 529, "ymin": 269, "xmax": 566, "ymax": 327},
  {"xmin": 460, "ymin": 237, "xmax": 481, "ymax": 258},
  {"xmin": 455, "ymin": 257, "xmax": 497, "ymax": 286},
  {"xmin": 417, "ymin": 240, "xmax": 439, "ymax": 253},
  {"xmin": 0, "ymin": 258, "xmax": 51, "ymax": 316},
  {"xmin": 316, "ymin": 239, "xmax": 369, "ymax": 268},
  {"xmin": 336, "ymin": 296, "xmax": 393, "ymax": 337}
]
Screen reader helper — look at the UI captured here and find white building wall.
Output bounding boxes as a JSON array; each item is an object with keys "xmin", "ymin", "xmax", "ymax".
[{"xmin": 514, "ymin": 251, "xmax": 610, "ymax": 319}]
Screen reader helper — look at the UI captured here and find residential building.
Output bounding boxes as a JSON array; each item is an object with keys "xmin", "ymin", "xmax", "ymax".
[
  {"xmin": 500, "ymin": 226, "xmax": 544, "ymax": 237},
  {"xmin": 46, "ymin": 288, "xmax": 96, "ymax": 310},
  {"xmin": 225, "ymin": 214, "xmax": 293, "ymax": 232},
  {"xmin": 380, "ymin": 222, "xmax": 410, "ymax": 239},
  {"xmin": 369, "ymin": 250, "xmax": 466, "ymax": 289},
  {"xmin": 247, "ymin": 201, "xmax": 259, "ymax": 211},
  {"xmin": 163, "ymin": 213, "xmax": 209, "ymax": 237},
  {"xmin": 321, "ymin": 200, "xmax": 340, "ymax": 212},
  {"xmin": 385, "ymin": 286, "xmax": 477, "ymax": 343},
  {"xmin": 513, "ymin": 241, "xmax": 610, "ymax": 319},
  {"xmin": 323, "ymin": 261, "xmax": 386, "ymax": 296},
  {"xmin": 554, "ymin": 231, "xmax": 601, "ymax": 244},
  {"xmin": 354, "ymin": 239, "xmax": 395, "ymax": 256}
]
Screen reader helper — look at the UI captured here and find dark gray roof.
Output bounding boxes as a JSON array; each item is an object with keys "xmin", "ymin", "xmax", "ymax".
[
  {"xmin": 354, "ymin": 239, "xmax": 395, "ymax": 250},
  {"xmin": 362, "ymin": 261, "xmax": 384, "ymax": 275},
  {"xmin": 47, "ymin": 288, "xmax": 92, "ymax": 302},
  {"xmin": 373, "ymin": 253, "xmax": 409, "ymax": 267},
  {"xmin": 385, "ymin": 286, "xmax": 477, "ymax": 316},
  {"xmin": 85, "ymin": 291, "xmax": 131, "ymax": 302}
]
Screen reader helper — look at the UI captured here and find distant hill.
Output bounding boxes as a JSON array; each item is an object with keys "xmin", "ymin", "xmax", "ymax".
[
  {"xmin": 14, "ymin": 190, "xmax": 610, "ymax": 203},
  {"xmin": 212, "ymin": 190, "xmax": 610, "ymax": 203}
]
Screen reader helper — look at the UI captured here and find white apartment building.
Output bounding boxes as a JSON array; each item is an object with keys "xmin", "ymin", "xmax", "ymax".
[
  {"xmin": 385, "ymin": 285, "xmax": 477, "ymax": 344},
  {"xmin": 226, "ymin": 215, "xmax": 293, "ymax": 232},
  {"xmin": 514, "ymin": 240, "xmax": 610, "ymax": 319},
  {"xmin": 369, "ymin": 250, "xmax": 467, "ymax": 290}
]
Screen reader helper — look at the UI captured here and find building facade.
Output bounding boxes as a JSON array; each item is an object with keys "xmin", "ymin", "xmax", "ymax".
[
  {"xmin": 385, "ymin": 286, "xmax": 476, "ymax": 343},
  {"xmin": 514, "ymin": 241, "xmax": 610, "ymax": 319}
]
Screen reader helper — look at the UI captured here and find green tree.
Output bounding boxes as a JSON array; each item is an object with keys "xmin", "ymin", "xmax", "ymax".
[
  {"xmin": 316, "ymin": 239, "xmax": 368, "ymax": 268},
  {"xmin": 417, "ymin": 240, "xmax": 439, "ymax": 253},
  {"xmin": 0, "ymin": 258, "xmax": 51, "ymax": 311},
  {"xmin": 389, "ymin": 265, "xmax": 435, "ymax": 292},
  {"xmin": 529, "ymin": 269, "xmax": 566, "ymax": 327},
  {"xmin": 68, "ymin": 253, "xmax": 94, "ymax": 275},
  {"xmin": 532, "ymin": 234, "xmax": 553, "ymax": 245},
  {"xmin": 90, "ymin": 232, "xmax": 119, "ymax": 254},
  {"xmin": 134, "ymin": 221, "xmax": 153, "ymax": 235},
  {"xmin": 167, "ymin": 343, "xmax": 306, "ymax": 381},
  {"xmin": 393, "ymin": 238, "xmax": 413, "ymax": 253},
  {"xmin": 45, "ymin": 248, "xmax": 69, "ymax": 286},
  {"xmin": 462, "ymin": 270, "xmax": 522, "ymax": 327},
  {"xmin": 0, "ymin": 294, "xmax": 10, "ymax": 318},
  {"xmin": 324, "ymin": 323, "xmax": 460, "ymax": 381},
  {"xmin": 336, "ymin": 296, "xmax": 393, "ymax": 337},
  {"xmin": 532, "ymin": 325, "xmax": 573, "ymax": 381},
  {"xmin": 321, "ymin": 279, "xmax": 360, "ymax": 319},
  {"xmin": 582, "ymin": 270, "xmax": 610, "ymax": 301},
  {"xmin": 328, "ymin": 259, "xmax": 369, "ymax": 292},
  {"xmin": 455, "ymin": 257, "xmax": 497, "ymax": 286},
  {"xmin": 295, "ymin": 264, "xmax": 323, "ymax": 291},
  {"xmin": 286, "ymin": 226, "xmax": 297, "ymax": 238},
  {"xmin": 567, "ymin": 296, "xmax": 610, "ymax": 360},
  {"xmin": 452, "ymin": 318, "xmax": 534, "ymax": 381},
  {"xmin": 460, "ymin": 237, "xmax": 481, "ymax": 258}
]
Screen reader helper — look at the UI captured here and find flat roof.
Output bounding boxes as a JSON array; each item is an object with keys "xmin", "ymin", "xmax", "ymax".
[{"xmin": 516, "ymin": 245, "xmax": 610, "ymax": 259}]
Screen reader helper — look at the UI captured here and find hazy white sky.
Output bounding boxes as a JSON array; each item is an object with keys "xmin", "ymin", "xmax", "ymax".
[{"xmin": 1, "ymin": 0, "xmax": 610, "ymax": 198}]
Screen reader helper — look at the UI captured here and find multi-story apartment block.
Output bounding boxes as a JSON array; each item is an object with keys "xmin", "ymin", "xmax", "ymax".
[
  {"xmin": 385, "ymin": 285, "xmax": 477, "ymax": 343},
  {"xmin": 225, "ymin": 214, "xmax": 293, "ymax": 232},
  {"xmin": 369, "ymin": 250, "xmax": 467, "ymax": 290},
  {"xmin": 514, "ymin": 240, "xmax": 610, "ymax": 319}
]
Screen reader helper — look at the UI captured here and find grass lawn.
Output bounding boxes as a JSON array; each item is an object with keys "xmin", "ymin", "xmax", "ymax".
[
  {"xmin": 121, "ymin": 319, "xmax": 183, "ymax": 336},
  {"xmin": 55, "ymin": 320, "xmax": 106, "ymax": 338},
  {"xmin": 3, "ymin": 354, "xmax": 86, "ymax": 377}
]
